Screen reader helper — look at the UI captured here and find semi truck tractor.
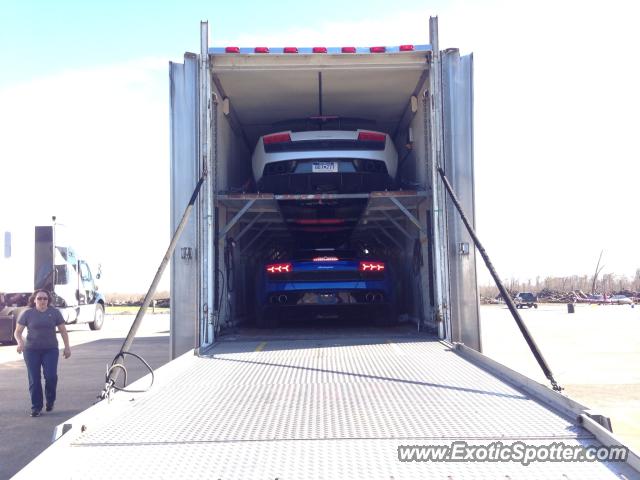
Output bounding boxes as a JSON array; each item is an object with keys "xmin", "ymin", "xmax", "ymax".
[{"xmin": 0, "ymin": 222, "xmax": 105, "ymax": 344}]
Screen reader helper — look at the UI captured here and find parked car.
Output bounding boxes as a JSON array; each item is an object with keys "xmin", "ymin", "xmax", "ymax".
[
  {"xmin": 255, "ymin": 248, "xmax": 396, "ymax": 327},
  {"xmin": 514, "ymin": 292, "xmax": 538, "ymax": 309},
  {"xmin": 252, "ymin": 127, "xmax": 398, "ymax": 194},
  {"xmin": 587, "ymin": 294, "xmax": 612, "ymax": 305},
  {"xmin": 609, "ymin": 294, "xmax": 633, "ymax": 305}
]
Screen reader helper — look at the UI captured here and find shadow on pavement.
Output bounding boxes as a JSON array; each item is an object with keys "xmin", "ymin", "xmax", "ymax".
[{"xmin": 0, "ymin": 335, "xmax": 170, "ymax": 480}]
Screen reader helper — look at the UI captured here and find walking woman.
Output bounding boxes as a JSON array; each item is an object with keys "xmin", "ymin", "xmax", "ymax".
[{"xmin": 14, "ymin": 289, "xmax": 71, "ymax": 417}]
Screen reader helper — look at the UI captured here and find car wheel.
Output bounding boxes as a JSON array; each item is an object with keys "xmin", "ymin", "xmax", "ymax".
[
  {"xmin": 89, "ymin": 304, "xmax": 105, "ymax": 331},
  {"xmin": 374, "ymin": 305, "xmax": 397, "ymax": 326},
  {"xmin": 256, "ymin": 307, "xmax": 279, "ymax": 328}
]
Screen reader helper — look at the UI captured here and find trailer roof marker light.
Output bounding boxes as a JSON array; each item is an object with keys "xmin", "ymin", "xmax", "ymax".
[
  {"xmin": 370, "ymin": 46, "xmax": 386, "ymax": 53},
  {"xmin": 263, "ymin": 132, "xmax": 292, "ymax": 144},
  {"xmin": 341, "ymin": 47, "xmax": 356, "ymax": 53},
  {"xmin": 225, "ymin": 47, "xmax": 240, "ymax": 53},
  {"xmin": 283, "ymin": 47, "xmax": 298, "ymax": 54},
  {"xmin": 399, "ymin": 44, "xmax": 415, "ymax": 51},
  {"xmin": 254, "ymin": 47, "xmax": 270, "ymax": 53},
  {"xmin": 312, "ymin": 47, "xmax": 327, "ymax": 53}
]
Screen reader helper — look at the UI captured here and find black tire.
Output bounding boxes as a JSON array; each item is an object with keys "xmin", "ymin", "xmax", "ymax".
[
  {"xmin": 373, "ymin": 304, "xmax": 398, "ymax": 326},
  {"xmin": 1, "ymin": 317, "xmax": 17, "ymax": 345},
  {"xmin": 89, "ymin": 304, "xmax": 105, "ymax": 331},
  {"xmin": 256, "ymin": 307, "xmax": 278, "ymax": 328},
  {"xmin": 534, "ymin": 304, "xmax": 538, "ymax": 309}
]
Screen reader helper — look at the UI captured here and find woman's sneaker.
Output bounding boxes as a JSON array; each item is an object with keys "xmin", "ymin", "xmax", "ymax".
[
  {"xmin": 46, "ymin": 403, "xmax": 54, "ymax": 412},
  {"xmin": 30, "ymin": 409, "xmax": 41, "ymax": 417}
]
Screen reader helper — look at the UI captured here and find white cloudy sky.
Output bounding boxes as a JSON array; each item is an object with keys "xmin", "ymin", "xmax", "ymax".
[{"xmin": 1, "ymin": 0, "xmax": 638, "ymax": 292}]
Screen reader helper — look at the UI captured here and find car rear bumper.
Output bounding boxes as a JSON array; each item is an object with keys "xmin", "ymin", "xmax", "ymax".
[
  {"xmin": 258, "ymin": 171, "xmax": 392, "ymax": 194},
  {"xmin": 261, "ymin": 299, "xmax": 393, "ymax": 321}
]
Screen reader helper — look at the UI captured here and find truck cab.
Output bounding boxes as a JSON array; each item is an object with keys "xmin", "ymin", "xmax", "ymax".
[{"xmin": 0, "ymin": 224, "xmax": 105, "ymax": 344}]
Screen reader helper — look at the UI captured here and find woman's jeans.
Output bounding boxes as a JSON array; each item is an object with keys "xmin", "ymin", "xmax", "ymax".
[{"xmin": 23, "ymin": 348, "xmax": 59, "ymax": 411}]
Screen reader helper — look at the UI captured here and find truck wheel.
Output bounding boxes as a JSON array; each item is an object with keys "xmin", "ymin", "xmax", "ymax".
[
  {"xmin": 89, "ymin": 304, "xmax": 105, "ymax": 331},
  {"xmin": 1, "ymin": 317, "xmax": 18, "ymax": 345}
]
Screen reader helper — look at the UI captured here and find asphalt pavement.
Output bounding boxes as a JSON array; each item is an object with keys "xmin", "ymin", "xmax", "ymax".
[{"xmin": 0, "ymin": 315, "xmax": 170, "ymax": 480}]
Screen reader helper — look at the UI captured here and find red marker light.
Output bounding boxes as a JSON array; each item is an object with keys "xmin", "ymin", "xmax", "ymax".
[
  {"xmin": 399, "ymin": 44, "xmax": 415, "ymax": 51},
  {"xmin": 254, "ymin": 47, "xmax": 269, "ymax": 53},
  {"xmin": 370, "ymin": 46, "xmax": 386, "ymax": 53},
  {"xmin": 293, "ymin": 219, "xmax": 345, "ymax": 225},
  {"xmin": 341, "ymin": 47, "xmax": 356, "ymax": 53},
  {"xmin": 266, "ymin": 263, "xmax": 292, "ymax": 274},
  {"xmin": 312, "ymin": 47, "xmax": 327, "ymax": 53},
  {"xmin": 283, "ymin": 47, "xmax": 298, "ymax": 54},
  {"xmin": 225, "ymin": 47, "xmax": 240, "ymax": 53},
  {"xmin": 263, "ymin": 133, "xmax": 292, "ymax": 145},
  {"xmin": 359, "ymin": 261, "xmax": 385, "ymax": 272},
  {"xmin": 358, "ymin": 131, "xmax": 386, "ymax": 142}
]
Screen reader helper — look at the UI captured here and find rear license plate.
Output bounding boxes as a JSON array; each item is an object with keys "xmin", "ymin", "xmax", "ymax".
[{"xmin": 312, "ymin": 161, "xmax": 338, "ymax": 173}]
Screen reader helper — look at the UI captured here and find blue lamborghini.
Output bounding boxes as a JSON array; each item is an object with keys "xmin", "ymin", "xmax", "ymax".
[{"xmin": 255, "ymin": 249, "xmax": 395, "ymax": 327}]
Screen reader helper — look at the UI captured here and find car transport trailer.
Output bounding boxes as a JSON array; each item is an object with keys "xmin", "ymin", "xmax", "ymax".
[{"xmin": 13, "ymin": 18, "xmax": 640, "ymax": 479}]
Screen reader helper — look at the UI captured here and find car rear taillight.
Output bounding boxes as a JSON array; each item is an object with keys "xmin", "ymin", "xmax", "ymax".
[
  {"xmin": 359, "ymin": 261, "xmax": 385, "ymax": 273},
  {"xmin": 312, "ymin": 47, "xmax": 327, "ymax": 53},
  {"xmin": 399, "ymin": 44, "xmax": 415, "ymax": 51},
  {"xmin": 254, "ymin": 47, "xmax": 269, "ymax": 53},
  {"xmin": 283, "ymin": 47, "xmax": 298, "ymax": 54},
  {"xmin": 263, "ymin": 133, "xmax": 292, "ymax": 145},
  {"xmin": 357, "ymin": 131, "xmax": 386, "ymax": 143},
  {"xmin": 370, "ymin": 46, "xmax": 386, "ymax": 53},
  {"xmin": 225, "ymin": 47, "xmax": 240, "ymax": 53},
  {"xmin": 266, "ymin": 263, "xmax": 292, "ymax": 274},
  {"xmin": 341, "ymin": 47, "xmax": 356, "ymax": 53}
]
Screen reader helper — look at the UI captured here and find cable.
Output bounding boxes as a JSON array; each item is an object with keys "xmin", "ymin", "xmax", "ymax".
[
  {"xmin": 213, "ymin": 267, "xmax": 227, "ymax": 332},
  {"xmin": 224, "ymin": 237, "xmax": 235, "ymax": 293},
  {"xmin": 412, "ymin": 237, "xmax": 424, "ymax": 275},
  {"xmin": 104, "ymin": 351, "xmax": 154, "ymax": 394}
]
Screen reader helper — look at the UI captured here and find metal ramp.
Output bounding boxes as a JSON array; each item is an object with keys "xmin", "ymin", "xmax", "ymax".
[{"xmin": 15, "ymin": 330, "xmax": 638, "ymax": 479}]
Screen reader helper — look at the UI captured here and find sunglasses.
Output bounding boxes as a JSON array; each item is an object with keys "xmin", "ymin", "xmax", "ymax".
[{"xmin": 36, "ymin": 297, "xmax": 49, "ymax": 301}]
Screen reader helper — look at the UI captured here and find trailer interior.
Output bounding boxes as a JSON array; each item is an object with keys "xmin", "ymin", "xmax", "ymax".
[{"xmin": 170, "ymin": 23, "xmax": 479, "ymax": 358}]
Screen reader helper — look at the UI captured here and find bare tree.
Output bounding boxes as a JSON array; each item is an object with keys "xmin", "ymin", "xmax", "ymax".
[{"xmin": 591, "ymin": 250, "xmax": 605, "ymax": 294}]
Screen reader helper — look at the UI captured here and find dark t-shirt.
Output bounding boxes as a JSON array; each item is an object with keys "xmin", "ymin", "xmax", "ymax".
[{"xmin": 18, "ymin": 307, "xmax": 65, "ymax": 350}]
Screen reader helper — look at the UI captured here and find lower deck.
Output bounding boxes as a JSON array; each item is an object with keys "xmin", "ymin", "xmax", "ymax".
[{"xmin": 15, "ymin": 327, "xmax": 639, "ymax": 479}]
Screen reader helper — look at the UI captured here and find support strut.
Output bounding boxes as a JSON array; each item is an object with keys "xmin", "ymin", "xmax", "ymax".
[
  {"xmin": 437, "ymin": 167, "xmax": 562, "ymax": 392},
  {"xmin": 99, "ymin": 173, "xmax": 206, "ymax": 400}
]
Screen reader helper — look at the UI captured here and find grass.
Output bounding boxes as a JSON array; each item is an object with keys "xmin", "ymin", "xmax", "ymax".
[{"xmin": 106, "ymin": 305, "xmax": 170, "ymax": 315}]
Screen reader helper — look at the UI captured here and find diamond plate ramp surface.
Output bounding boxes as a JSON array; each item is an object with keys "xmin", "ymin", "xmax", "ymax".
[{"xmin": 27, "ymin": 335, "xmax": 639, "ymax": 479}]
